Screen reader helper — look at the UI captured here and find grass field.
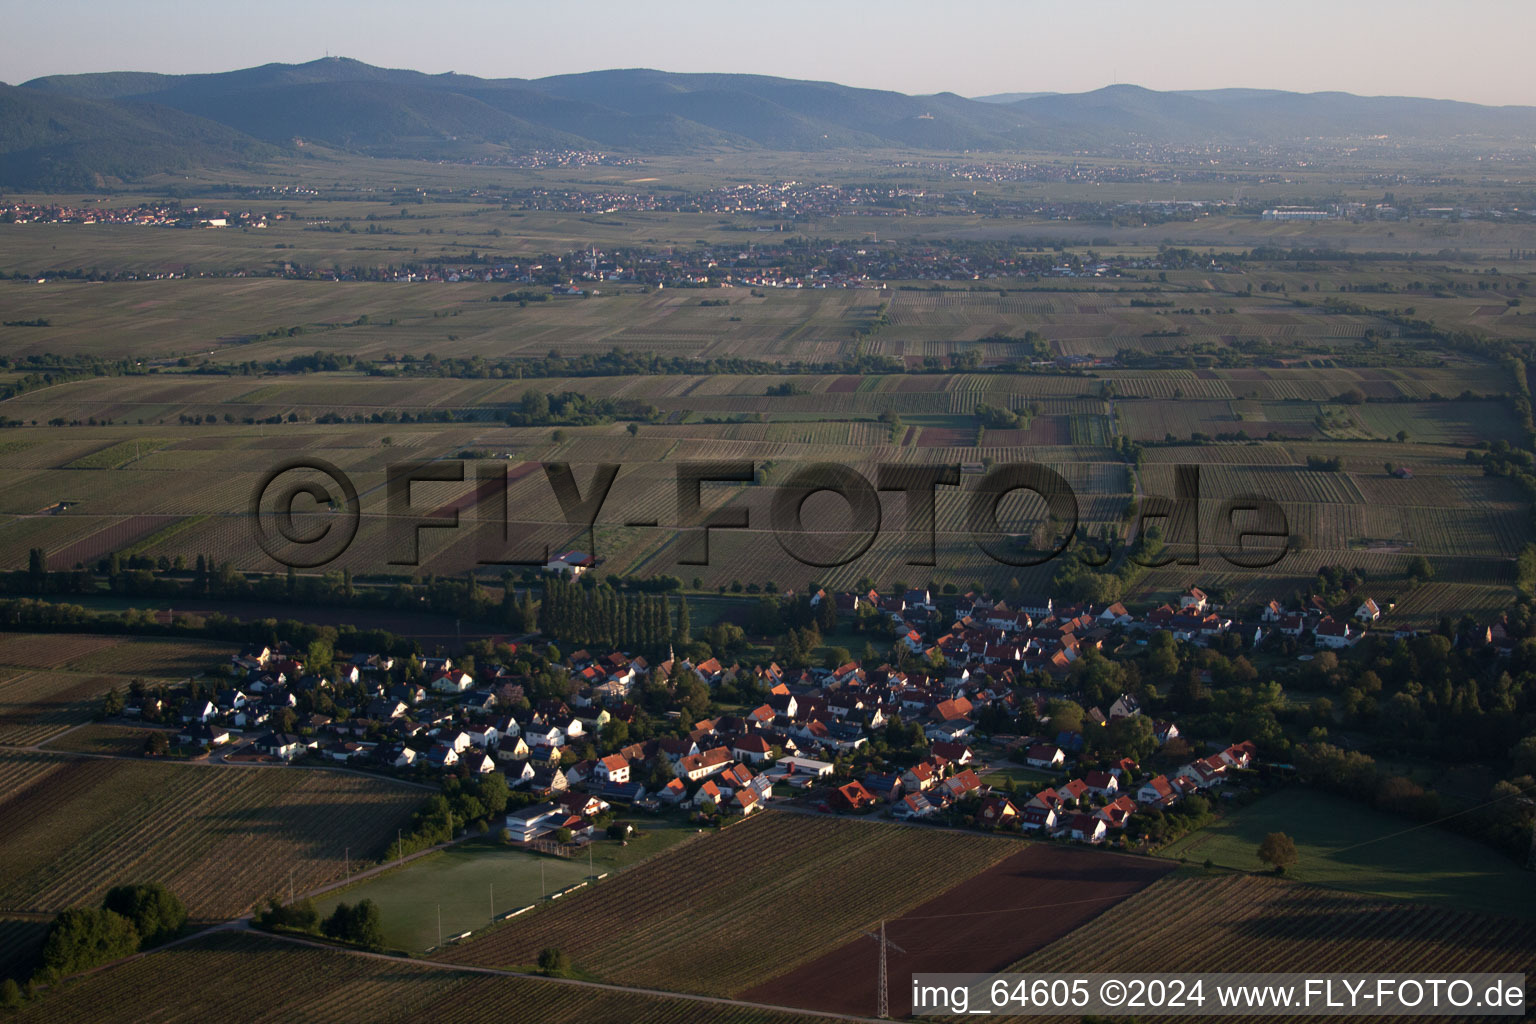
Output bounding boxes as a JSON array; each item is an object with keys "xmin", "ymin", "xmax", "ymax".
[
  {"xmin": 1010, "ymin": 872, "xmax": 1536, "ymax": 1023},
  {"xmin": 7, "ymin": 930, "xmax": 858, "ymax": 1024},
  {"xmin": 0, "ymin": 751, "xmax": 425, "ymax": 920},
  {"xmin": 1158, "ymin": 788, "xmax": 1536, "ymax": 918},
  {"xmin": 443, "ymin": 811, "xmax": 1018, "ymax": 995},
  {"xmin": 314, "ymin": 823, "xmax": 702, "ymax": 953}
]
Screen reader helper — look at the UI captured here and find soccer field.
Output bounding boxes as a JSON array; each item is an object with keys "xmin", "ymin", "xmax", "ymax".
[
  {"xmin": 315, "ymin": 822, "xmax": 701, "ymax": 952},
  {"xmin": 1159, "ymin": 788, "xmax": 1536, "ymax": 918},
  {"xmin": 314, "ymin": 843, "xmax": 594, "ymax": 952}
]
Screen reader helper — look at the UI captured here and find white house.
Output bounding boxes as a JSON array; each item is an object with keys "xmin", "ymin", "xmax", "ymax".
[
  {"xmin": 1067, "ymin": 813, "xmax": 1108, "ymax": 843},
  {"xmin": 593, "ymin": 753, "xmax": 630, "ymax": 785},
  {"xmin": 1354, "ymin": 599, "xmax": 1381, "ymax": 623},
  {"xmin": 1025, "ymin": 743, "xmax": 1065, "ymax": 768},
  {"xmin": 544, "ymin": 550, "xmax": 595, "ymax": 577},
  {"xmin": 430, "ymin": 670, "xmax": 474, "ymax": 694},
  {"xmin": 1314, "ymin": 617, "xmax": 1355, "ymax": 649},
  {"xmin": 892, "ymin": 792, "xmax": 937, "ymax": 820}
]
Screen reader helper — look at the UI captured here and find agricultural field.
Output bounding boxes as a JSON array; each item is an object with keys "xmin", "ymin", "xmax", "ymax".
[
  {"xmin": 442, "ymin": 811, "xmax": 1019, "ymax": 995},
  {"xmin": 0, "ymin": 325, "xmax": 1523, "ymax": 619},
  {"xmin": 0, "ymin": 916, "xmax": 49, "ymax": 985},
  {"xmin": 1158, "ymin": 788, "xmax": 1536, "ymax": 918},
  {"xmin": 0, "ymin": 751, "xmax": 425, "ymax": 920},
  {"xmin": 37, "ymin": 722, "xmax": 164, "ymax": 756},
  {"xmin": 7, "ymin": 930, "xmax": 857, "ymax": 1024},
  {"xmin": 741, "ymin": 843, "xmax": 1174, "ymax": 1019},
  {"xmin": 1009, "ymin": 873, "xmax": 1536, "ymax": 1024},
  {"xmin": 0, "ymin": 633, "xmax": 232, "ymax": 746}
]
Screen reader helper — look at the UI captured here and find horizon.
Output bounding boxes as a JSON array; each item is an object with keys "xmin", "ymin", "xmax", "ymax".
[{"xmin": 3, "ymin": 0, "xmax": 1535, "ymax": 106}]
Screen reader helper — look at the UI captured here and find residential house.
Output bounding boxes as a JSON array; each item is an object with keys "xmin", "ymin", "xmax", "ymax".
[
  {"xmin": 593, "ymin": 754, "xmax": 631, "ymax": 785},
  {"xmin": 892, "ymin": 792, "xmax": 937, "ymax": 820},
  {"xmin": 1025, "ymin": 743, "xmax": 1065, "ymax": 768},
  {"xmin": 832, "ymin": 780, "xmax": 876, "ymax": 811},
  {"xmin": 255, "ymin": 732, "xmax": 302, "ymax": 760},
  {"xmin": 1020, "ymin": 804, "xmax": 1058, "ymax": 831},
  {"xmin": 430, "ymin": 670, "xmax": 474, "ymax": 694},
  {"xmin": 1083, "ymin": 771, "xmax": 1119, "ymax": 798},
  {"xmin": 1067, "ymin": 812, "xmax": 1108, "ymax": 843},
  {"xmin": 978, "ymin": 796, "xmax": 1019, "ymax": 826},
  {"xmin": 1314, "ymin": 617, "xmax": 1355, "ymax": 649},
  {"xmin": 1136, "ymin": 774, "xmax": 1178, "ymax": 807},
  {"xmin": 1096, "ymin": 795, "xmax": 1137, "ymax": 829},
  {"xmin": 730, "ymin": 734, "xmax": 774, "ymax": 764},
  {"xmin": 544, "ymin": 550, "xmax": 594, "ymax": 576}
]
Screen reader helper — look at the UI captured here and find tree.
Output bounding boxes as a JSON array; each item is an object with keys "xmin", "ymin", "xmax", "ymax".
[
  {"xmin": 555, "ymin": 827, "xmax": 574, "ymax": 844},
  {"xmin": 99, "ymin": 687, "xmax": 124, "ymax": 719},
  {"xmin": 673, "ymin": 596, "xmax": 692, "ymax": 645},
  {"xmin": 477, "ymin": 772, "xmax": 511, "ymax": 817},
  {"xmin": 649, "ymin": 751, "xmax": 676, "ymax": 788},
  {"xmin": 0, "ymin": 977, "xmax": 21, "ymax": 1008},
  {"xmin": 322, "ymin": 900, "xmax": 384, "ymax": 950},
  {"xmin": 1107, "ymin": 714, "xmax": 1156, "ymax": 763},
  {"xmin": 144, "ymin": 731, "xmax": 169, "ymax": 756},
  {"xmin": 520, "ymin": 388, "xmax": 549, "ymax": 420},
  {"xmin": 102, "ymin": 884, "xmax": 186, "ymax": 947},
  {"xmin": 537, "ymin": 947, "xmax": 570, "ymax": 975},
  {"xmin": 38, "ymin": 908, "xmax": 139, "ymax": 980},
  {"xmin": 256, "ymin": 897, "xmax": 318, "ymax": 932},
  {"xmin": 1257, "ymin": 831, "xmax": 1298, "ymax": 871}
]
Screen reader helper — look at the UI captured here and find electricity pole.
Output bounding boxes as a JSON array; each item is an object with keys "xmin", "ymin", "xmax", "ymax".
[
  {"xmin": 344, "ymin": 846, "xmax": 349, "ymax": 880},
  {"xmin": 861, "ymin": 920, "xmax": 906, "ymax": 1019},
  {"xmin": 289, "ymin": 868, "xmax": 294, "ymax": 904},
  {"xmin": 397, "ymin": 828, "xmax": 403, "ymax": 867},
  {"xmin": 437, "ymin": 904, "xmax": 442, "ymax": 950},
  {"xmin": 490, "ymin": 883, "xmax": 495, "ymax": 926},
  {"xmin": 878, "ymin": 920, "xmax": 888, "ymax": 1020}
]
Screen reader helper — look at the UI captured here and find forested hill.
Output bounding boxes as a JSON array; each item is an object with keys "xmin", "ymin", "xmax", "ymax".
[{"xmin": 7, "ymin": 57, "xmax": 1536, "ymax": 187}]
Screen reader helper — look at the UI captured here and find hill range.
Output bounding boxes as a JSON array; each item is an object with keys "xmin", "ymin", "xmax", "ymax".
[{"xmin": 5, "ymin": 56, "xmax": 1536, "ymax": 187}]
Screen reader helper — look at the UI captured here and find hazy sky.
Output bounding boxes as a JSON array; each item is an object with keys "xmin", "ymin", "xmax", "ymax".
[{"xmin": 4, "ymin": 0, "xmax": 1535, "ymax": 106}]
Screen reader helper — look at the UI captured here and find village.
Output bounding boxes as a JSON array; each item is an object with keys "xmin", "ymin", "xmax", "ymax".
[{"xmin": 101, "ymin": 574, "xmax": 1475, "ymax": 859}]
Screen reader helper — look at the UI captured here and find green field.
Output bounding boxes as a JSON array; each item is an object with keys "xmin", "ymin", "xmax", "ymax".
[
  {"xmin": 316, "ymin": 823, "xmax": 702, "ymax": 952},
  {"xmin": 1159, "ymin": 788, "xmax": 1536, "ymax": 918}
]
